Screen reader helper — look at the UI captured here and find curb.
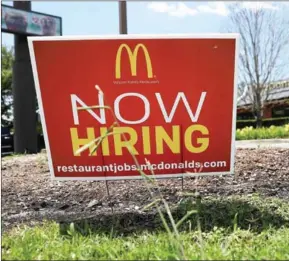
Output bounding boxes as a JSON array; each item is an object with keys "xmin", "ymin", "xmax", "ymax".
[{"xmin": 236, "ymin": 139, "xmax": 289, "ymax": 148}]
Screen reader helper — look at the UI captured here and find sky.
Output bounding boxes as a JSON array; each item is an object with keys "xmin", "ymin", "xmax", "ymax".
[{"xmin": 2, "ymin": 1, "xmax": 289, "ymax": 48}]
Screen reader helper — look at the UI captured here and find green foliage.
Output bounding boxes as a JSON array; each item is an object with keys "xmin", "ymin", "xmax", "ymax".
[
  {"xmin": 236, "ymin": 124, "xmax": 289, "ymax": 140},
  {"xmin": 1, "ymin": 46, "xmax": 14, "ymax": 127}
]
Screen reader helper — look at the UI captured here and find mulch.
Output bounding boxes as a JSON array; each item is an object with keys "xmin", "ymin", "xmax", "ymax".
[{"xmin": 2, "ymin": 148, "xmax": 289, "ymax": 231}]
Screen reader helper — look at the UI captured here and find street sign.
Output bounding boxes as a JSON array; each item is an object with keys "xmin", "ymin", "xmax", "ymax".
[
  {"xmin": 28, "ymin": 34, "xmax": 239, "ymax": 180},
  {"xmin": 1, "ymin": 4, "xmax": 62, "ymax": 36}
]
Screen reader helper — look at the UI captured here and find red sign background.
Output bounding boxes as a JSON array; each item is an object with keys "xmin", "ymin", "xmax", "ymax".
[{"xmin": 29, "ymin": 35, "xmax": 238, "ymax": 180}]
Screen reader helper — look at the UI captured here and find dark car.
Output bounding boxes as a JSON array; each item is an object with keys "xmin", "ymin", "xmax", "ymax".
[{"xmin": 1, "ymin": 126, "xmax": 14, "ymax": 155}]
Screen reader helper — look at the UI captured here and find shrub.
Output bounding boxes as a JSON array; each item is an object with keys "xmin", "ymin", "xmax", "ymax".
[
  {"xmin": 236, "ymin": 124, "xmax": 289, "ymax": 140},
  {"xmin": 236, "ymin": 117, "xmax": 289, "ymax": 129}
]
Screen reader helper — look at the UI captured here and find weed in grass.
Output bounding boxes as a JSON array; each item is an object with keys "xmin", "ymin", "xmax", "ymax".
[{"xmin": 73, "ymin": 84, "xmax": 198, "ymax": 259}]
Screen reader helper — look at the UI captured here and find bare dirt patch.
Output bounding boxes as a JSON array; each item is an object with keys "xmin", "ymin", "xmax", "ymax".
[{"xmin": 2, "ymin": 148, "xmax": 289, "ymax": 231}]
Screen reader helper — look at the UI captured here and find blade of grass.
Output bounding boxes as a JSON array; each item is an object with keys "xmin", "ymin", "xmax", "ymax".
[
  {"xmin": 142, "ymin": 198, "xmax": 161, "ymax": 211},
  {"xmin": 176, "ymin": 210, "xmax": 198, "ymax": 229}
]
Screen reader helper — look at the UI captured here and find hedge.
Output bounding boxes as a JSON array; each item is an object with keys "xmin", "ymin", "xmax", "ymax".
[
  {"xmin": 236, "ymin": 124, "xmax": 289, "ymax": 140},
  {"xmin": 236, "ymin": 117, "xmax": 289, "ymax": 129}
]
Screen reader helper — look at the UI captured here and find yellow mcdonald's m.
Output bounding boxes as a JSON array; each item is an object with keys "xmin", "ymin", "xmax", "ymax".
[{"xmin": 115, "ymin": 43, "xmax": 153, "ymax": 79}]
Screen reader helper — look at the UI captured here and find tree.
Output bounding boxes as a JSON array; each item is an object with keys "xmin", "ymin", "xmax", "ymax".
[
  {"xmin": 1, "ymin": 46, "xmax": 14, "ymax": 127},
  {"xmin": 228, "ymin": 3, "xmax": 289, "ymax": 126}
]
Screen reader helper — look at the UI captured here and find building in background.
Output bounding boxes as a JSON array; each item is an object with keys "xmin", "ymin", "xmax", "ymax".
[{"xmin": 237, "ymin": 79, "xmax": 289, "ymax": 120}]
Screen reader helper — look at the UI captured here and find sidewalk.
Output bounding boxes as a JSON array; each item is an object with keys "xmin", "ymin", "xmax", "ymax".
[{"xmin": 236, "ymin": 139, "xmax": 289, "ymax": 149}]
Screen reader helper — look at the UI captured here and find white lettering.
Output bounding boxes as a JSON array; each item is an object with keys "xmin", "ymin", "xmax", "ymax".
[
  {"xmin": 71, "ymin": 93, "xmax": 106, "ymax": 125},
  {"xmin": 114, "ymin": 93, "xmax": 150, "ymax": 124},
  {"xmin": 155, "ymin": 92, "xmax": 207, "ymax": 123}
]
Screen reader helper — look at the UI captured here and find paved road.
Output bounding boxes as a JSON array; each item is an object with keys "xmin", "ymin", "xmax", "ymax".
[{"xmin": 236, "ymin": 139, "xmax": 289, "ymax": 149}]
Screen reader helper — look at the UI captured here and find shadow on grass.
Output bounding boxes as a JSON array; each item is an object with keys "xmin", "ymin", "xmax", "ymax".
[{"xmin": 59, "ymin": 195, "xmax": 289, "ymax": 237}]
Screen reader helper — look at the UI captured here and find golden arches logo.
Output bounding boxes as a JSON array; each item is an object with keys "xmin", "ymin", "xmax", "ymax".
[{"xmin": 115, "ymin": 43, "xmax": 153, "ymax": 79}]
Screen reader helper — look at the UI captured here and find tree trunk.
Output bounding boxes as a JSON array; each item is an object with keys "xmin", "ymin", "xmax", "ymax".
[
  {"xmin": 255, "ymin": 92, "xmax": 263, "ymax": 128},
  {"xmin": 256, "ymin": 109, "xmax": 262, "ymax": 128}
]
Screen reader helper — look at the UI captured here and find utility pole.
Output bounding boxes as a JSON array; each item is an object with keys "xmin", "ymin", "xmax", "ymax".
[
  {"xmin": 119, "ymin": 1, "xmax": 127, "ymax": 34},
  {"xmin": 13, "ymin": 1, "xmax": 38, "ymax": 153}
]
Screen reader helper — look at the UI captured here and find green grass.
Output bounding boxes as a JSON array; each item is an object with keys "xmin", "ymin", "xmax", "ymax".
[
  {"xmin": 236, "ymin": 124, "xmax": 289, "ymax": 140},
  {"xmin": 174, "ymin": 195, "xmax": 289, "ymax": 232},
  {"xmin": 2, "ymin": 195, "xmax": 289, "ymax": 260},
  {"xmin": 2, "ymin": 223, "xmax": 289, "ymax": 260}
]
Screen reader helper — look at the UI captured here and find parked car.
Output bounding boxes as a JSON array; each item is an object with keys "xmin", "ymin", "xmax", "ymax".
[
  {"xmin": 1, "ymin": 126, "xmax": 14, "ymax": 155},
  {"xmin": 1, "ymin": 123, "xmax": 45, "ymax": 154}
]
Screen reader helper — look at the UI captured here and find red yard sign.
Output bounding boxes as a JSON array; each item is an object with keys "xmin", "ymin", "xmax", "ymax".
[{"xmin": 28, "ymin": 34, "xmax": 239, "ymax": 180}]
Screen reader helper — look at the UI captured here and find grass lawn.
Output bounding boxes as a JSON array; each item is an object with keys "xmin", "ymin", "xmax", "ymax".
[
  {"xmin": 2, "ymin": 195, "xmax": 289, "ymax": 260},
  {"xmin": 2, "ymin": 223, "xmax": 289, "ymax": 260}
]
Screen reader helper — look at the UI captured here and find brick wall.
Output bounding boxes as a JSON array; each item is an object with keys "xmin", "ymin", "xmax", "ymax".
[{"xmin": 263, "ymin": 107, "xmax": 272, "ymax": 118}]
